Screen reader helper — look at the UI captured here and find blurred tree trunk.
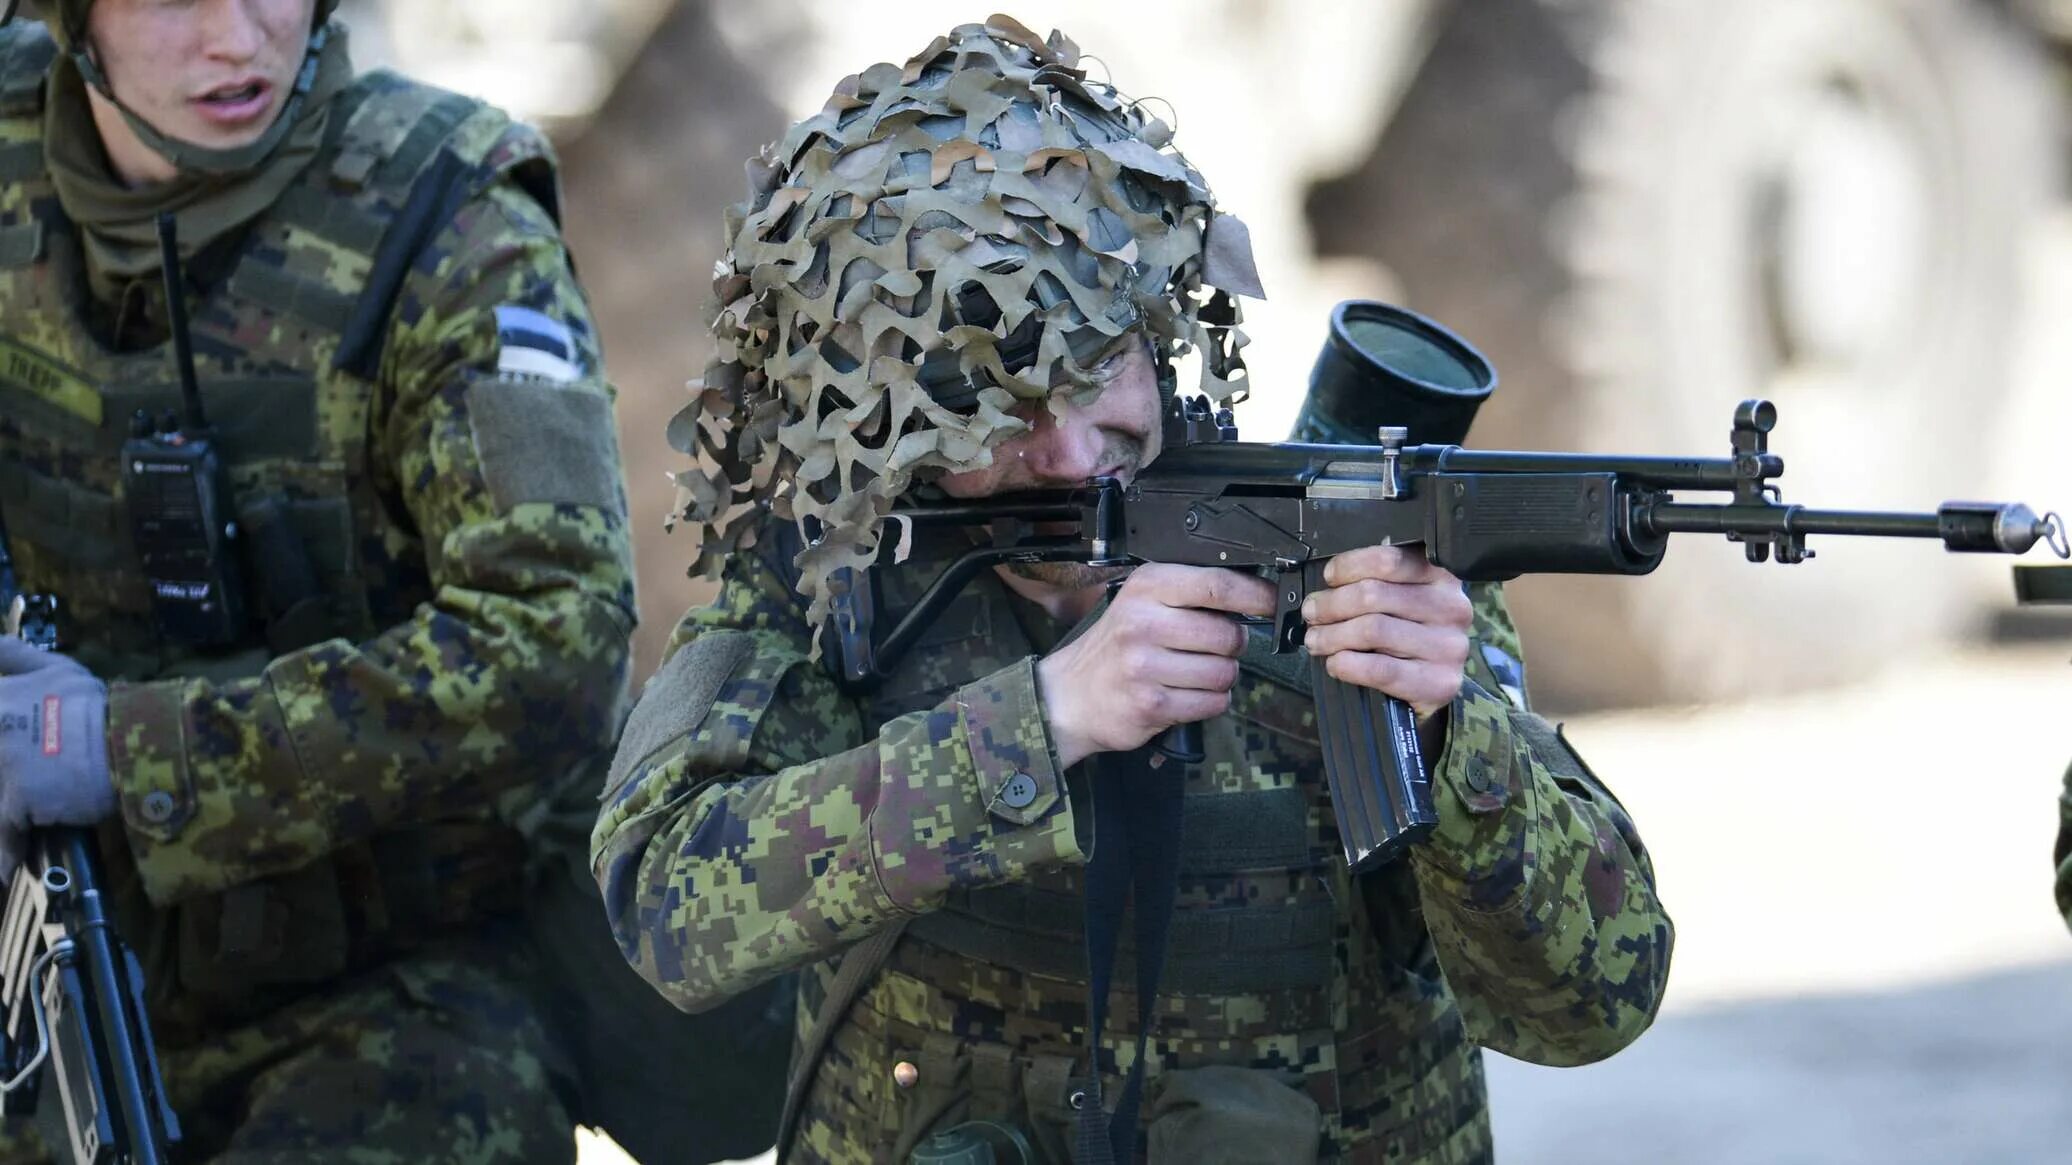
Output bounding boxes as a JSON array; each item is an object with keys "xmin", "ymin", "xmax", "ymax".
[{"xmin": 559, "ymin": 0, "xmax": 790, "ymax": 682}]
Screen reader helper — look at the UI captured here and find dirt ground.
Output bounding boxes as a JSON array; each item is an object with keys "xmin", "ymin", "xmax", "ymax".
[
  {"xmin": 1483, "ymin": 637, "xmax": 2072, "ymax": 1164},
  {"xmin": 1486, "ymin": 960, "xmax": 2072, "ymax": 1163}
]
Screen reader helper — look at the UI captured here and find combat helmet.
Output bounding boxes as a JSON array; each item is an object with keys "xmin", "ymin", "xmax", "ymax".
[
  {"xmin": 13, "ymin": 0, "xmax": 345, "ymax": 175},
  {"xmin": 15, "ymin": 0, "xmax": 342, "ymax": 41},
  {"xmin": 670, "ymin": 14, "xmax": 1265, "ymax": 632}
]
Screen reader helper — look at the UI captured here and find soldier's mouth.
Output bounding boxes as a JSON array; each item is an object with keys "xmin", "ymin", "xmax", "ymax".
[{"xmin": 193, "ymin": 79, "xmax": 273, "ymax": 126}]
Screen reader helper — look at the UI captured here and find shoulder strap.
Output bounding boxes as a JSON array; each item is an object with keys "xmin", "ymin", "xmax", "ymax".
[
  {"xmin": 323, "ymin": 70, "xmax": 482, "ymax": 195},
  {"xmin": 773, "ymin": 919, "xmax": 909, "ymax": 1163},
  {"xmin": 0, "ymin": 23, "xmax": 55, "ymax": 119},
  {"xmin": 330, "ymin": 148, "xmax": 469, "ymax": 378},
  {"xmin": 307, "ymin": 72, "xmax": 561, "ymax": 378}
]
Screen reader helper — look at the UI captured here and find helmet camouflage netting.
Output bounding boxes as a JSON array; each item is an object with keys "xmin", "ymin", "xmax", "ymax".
[{"xmin": 667, "ymin": 14, "xmax": 1265, "ymax": 632}]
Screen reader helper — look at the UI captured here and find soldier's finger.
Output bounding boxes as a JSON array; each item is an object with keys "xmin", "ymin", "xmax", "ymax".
[
  {"xmin": 1106, "ymin": 600, "xmax": 1242, "ymax": 657},
  {"xmin": 1304, "ymin": 614, "xmax": 1468, "ymax": 666},
  {"xmin": 1138, "ymin": 564, "xmax": 1277, "ymax": 618},
  {"xmin": 1135, "ymin": 685, "xmax": 1232, "ymax": 730},
  {"xmin": 1322, "ymin": 651, "xmax": 1463, "ymax": 715},
  {"xmin": 0, "ymin": 637, "xmax": 50, "ymax": 675},
  {"xmin": 1156, "ymin": 609, "xmax": 1250, "ymax": 658},
  {"xmin": 1303, "ymin": 576, "xmax": 1471, "ymax": 629},
  {"xmin": 1322, "ymin": 545, "xmax": 1441, "ymax": 588},
  {"xmin": 1143, "ymin": 647, "xmax": 1242, "ymax": 692}
]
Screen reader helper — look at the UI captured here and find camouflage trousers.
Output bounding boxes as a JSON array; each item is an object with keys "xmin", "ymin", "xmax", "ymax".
[{"xmin": 0, "ymin": 945, "xmax": 575, "ymax": 1164}]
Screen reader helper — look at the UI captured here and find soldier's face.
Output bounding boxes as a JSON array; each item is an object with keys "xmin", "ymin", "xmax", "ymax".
[
  {"xmin": 939, "ymin": 337, "xmax": 1164, "ymax": 499},
  {"xmin": 85, "ymin": 0, "xmax": 315, "ymax": 154},
  {"xmin": 940, "ymin": 337, "xmax": 1162, "ymax": 592}
]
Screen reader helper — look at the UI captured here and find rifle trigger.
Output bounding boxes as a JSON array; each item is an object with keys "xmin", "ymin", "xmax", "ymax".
[{"xmin": 1272, "ymin": 570, "xmax": 1306, "ymax": 653}]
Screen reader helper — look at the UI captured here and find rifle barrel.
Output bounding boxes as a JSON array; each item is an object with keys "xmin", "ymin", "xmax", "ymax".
[{"xmin": 1645, "ymin": 503, "xmax": 1944, "ymax": 541}]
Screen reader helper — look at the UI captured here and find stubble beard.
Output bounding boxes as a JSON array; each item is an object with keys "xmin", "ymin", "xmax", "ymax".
[{"xmin": 1002, "ymin": 560, "xmax": 1132, "ymax": 589}]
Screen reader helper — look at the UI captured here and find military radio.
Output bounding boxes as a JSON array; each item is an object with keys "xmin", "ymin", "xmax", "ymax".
[{"xmin": 122, "ymin": 214, "xmax": 245, "ymax": 648}]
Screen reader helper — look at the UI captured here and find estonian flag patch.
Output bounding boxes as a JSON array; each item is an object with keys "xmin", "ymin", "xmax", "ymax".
[{"xmin": 494, "ymin": 304, "xmax": 582, "ymax": 382}]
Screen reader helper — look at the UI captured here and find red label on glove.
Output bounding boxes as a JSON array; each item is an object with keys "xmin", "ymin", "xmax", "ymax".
[{"xmin": 41, "ymin": 695, "xmax": 59, "ymax": 756}]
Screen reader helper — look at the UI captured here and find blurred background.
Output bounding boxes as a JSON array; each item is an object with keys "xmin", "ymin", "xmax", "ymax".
[{"xmin": 332, "ymin": 1, "xmax": 2072, "ymax": 1160}]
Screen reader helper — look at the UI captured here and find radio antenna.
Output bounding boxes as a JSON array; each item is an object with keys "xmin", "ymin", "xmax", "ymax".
[{"xmin": 154, "ymin": 213, "xmax": 208, "ymax": 431}]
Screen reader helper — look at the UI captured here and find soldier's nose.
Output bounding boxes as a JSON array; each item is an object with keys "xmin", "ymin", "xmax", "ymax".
[{"xmin": 1026, "ymin": 417, "xmax": 1104, "ymax": 483}]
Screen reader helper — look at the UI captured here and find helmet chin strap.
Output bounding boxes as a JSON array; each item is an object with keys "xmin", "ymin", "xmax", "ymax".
[{"xmin": 73, "ymin": 23, "xmax": 331, "ymax": 178}]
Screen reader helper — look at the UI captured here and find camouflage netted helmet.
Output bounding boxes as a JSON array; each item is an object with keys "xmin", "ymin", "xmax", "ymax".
[{"xmin": 670, "ymin": 14, "xmax": 1264, "ymax": 630}]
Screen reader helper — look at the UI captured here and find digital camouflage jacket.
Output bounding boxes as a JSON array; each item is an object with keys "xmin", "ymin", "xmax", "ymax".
[
  {"xmin": 0, "ymin": 22, "xmax": 635, "ymax": 1028},
  {"xmin": 595, "ymin": 527, "xmax": 1673, "ymax": 1163}
]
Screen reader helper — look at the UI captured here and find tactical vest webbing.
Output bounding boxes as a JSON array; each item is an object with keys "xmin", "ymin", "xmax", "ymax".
[{"xmin": 0, "ymin": 20, "xmax": 561, "ymax": 1019}]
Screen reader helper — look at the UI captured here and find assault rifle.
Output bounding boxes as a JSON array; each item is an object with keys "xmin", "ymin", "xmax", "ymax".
[
  {"xmin": 834, "ymin": 302, "xmax": 2069, "ymax": 873},
  {"xmin": 0, "ymin": 510, "xmax": 180, "ymax": 1164},
  {"xmin": 0, "ymin": 832, "xmax": 179, "ymax": 1165}
]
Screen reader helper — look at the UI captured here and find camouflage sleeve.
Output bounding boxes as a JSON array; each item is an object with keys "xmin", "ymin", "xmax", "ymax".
[
  {"xmin": 2055, "ymin": 760, "xmax": 2072, "ymax": 931},
  {"xmin": 104, "ymin": 175, "xmax": 637, "ymax": 905},
  {"xmin": 590, "ymin": 548, "xmax": 1082, "ymax": 1013},
  {"xmin": 1409, "ymin": 582, "xmax": 1673, "ymax": 1066}
]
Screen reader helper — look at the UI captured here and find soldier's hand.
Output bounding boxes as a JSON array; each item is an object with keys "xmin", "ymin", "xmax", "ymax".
[
  {"xmin": 0, "ymin": 639, "xmax": 116, "ymax": 843},
  {"xmin": 1037, "ymin": 564, "xmax": 1276, "ymax": 769},
  {"xmin": 1302, "ymin": 546, "xmax": 1472, "ymax": 721}
]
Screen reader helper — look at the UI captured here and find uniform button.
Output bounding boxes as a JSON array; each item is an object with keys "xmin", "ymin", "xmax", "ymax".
[
  {"xmin": 996, "ymin": 771, "xmax": 1039, "ymax": 810},
  {"xmin": 1463, "ymin": 761, "xmax": 1493, "ymax": 795},
  {"xmin": 139, "ymin": 790, "xmax": 177, "ymax": 825}
]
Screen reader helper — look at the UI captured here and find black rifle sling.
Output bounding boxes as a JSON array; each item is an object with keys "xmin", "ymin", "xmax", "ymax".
[
  {"xmin": 770, "ymin": 541, "xmax": 1186, "ymax": 1162},
  {"xmin": 1073, "ymin": 745, "xmax": 1184, "ymax": 1164}
]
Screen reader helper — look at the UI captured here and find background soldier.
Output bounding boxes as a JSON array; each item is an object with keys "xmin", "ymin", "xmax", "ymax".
[
  {"xmin": 0, "ymin": 0, "xmax": 640, "ymax": 1159},
  {"xmin": 595, "ymin": 19, "xmax": 1672, "ymax": 1162}
]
